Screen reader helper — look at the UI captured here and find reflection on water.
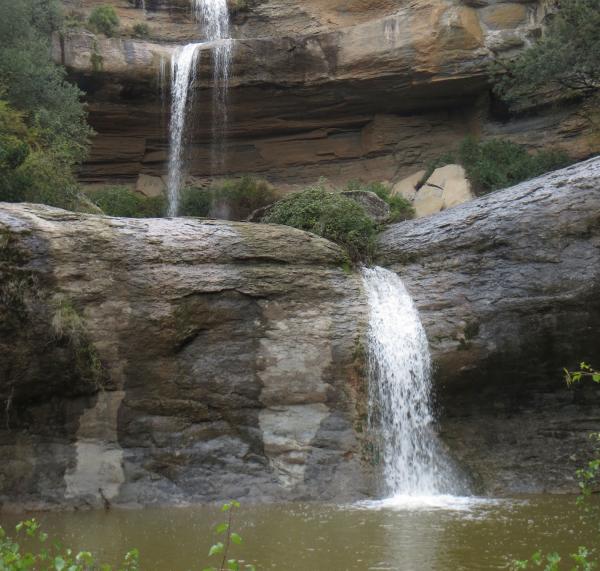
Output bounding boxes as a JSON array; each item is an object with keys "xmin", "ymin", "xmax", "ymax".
[{"xmin": 0, "ymin": 496, "xmax": 595, "ymax": 570}]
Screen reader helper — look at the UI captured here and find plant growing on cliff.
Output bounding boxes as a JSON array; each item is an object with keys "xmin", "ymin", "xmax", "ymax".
[
  {"xmin": 424, "ymin": 137, "xmax": 570, "ymax": 195},
  {"xmin": 262, "ymin": 182, "xmax": 377, "ymax": 261},
  {"xmin": 492, "ymin": 0, "xmax": 600, "ymax": 113},
  {"xmin": 88, "ymin": 6, "xmax": 120, "ymax": 37},
  {"xmin": 86, "ymin": 186, "xmax": 166, "ymax": 217},
  {"xmin": 345, "ymin": 180, "xmax": 415, "ymax": 223},
  {"xmin": 0, "ymin": 518, "xmax": 140, "ymax": 570}
]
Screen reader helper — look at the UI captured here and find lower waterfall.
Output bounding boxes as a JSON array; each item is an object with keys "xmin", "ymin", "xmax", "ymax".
[{"xmin": 362, "ymin": 266, "xmax": 465, "ymax": 500}]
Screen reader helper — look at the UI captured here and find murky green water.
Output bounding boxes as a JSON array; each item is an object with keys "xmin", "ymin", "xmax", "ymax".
[{"xmin": 1, "ymin": 495, "xmax": 597, "ymax": 570}]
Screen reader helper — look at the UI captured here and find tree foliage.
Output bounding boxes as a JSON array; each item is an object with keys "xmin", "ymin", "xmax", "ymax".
[
  {"xmin": 345, "ymin": 180, "xmax": 415, "ymax": 223},
  {"xmin": 493, "ymin": 0, "xmax": 600, "ymax": 109},
  {"xmin": 0, "ymin": 0, "xmax": 92, "ymax": 208}
]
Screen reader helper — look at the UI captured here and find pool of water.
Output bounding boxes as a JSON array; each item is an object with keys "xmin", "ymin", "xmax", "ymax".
[{"xmin": 1, "ymin": 495, "xmax": 596, "ymax": 570}]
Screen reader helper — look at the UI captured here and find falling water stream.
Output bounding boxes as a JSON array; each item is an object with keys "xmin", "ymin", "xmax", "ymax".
[
  {"xmin": 166, "ymin": 0, "xmax": 232, "ymax": 216},
  {"xmin": 362, "ymin": 266, "xmax": 465, "ymax": 503},
  {"xmin": 166, "ymin": 43, "xmax": 203, "ymax": 217}
]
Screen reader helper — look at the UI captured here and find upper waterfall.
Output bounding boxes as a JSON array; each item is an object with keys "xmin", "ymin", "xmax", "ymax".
[
  {"xmin": 166, "ymin": 0, "xmax": 232, "ymax": 217},
  {"xmin": 362, "ymin": 266, "xmax": 465, "ymax": 499}
]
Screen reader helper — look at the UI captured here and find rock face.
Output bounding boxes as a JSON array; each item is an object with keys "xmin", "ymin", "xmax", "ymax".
[
  {"xmin": 0, "ymin": 206, "xmax": 371, "ymax": 509},
  {"xmin": 55, "ymin": 0, "xmax": 598, "ymax": 188},
  {"xmin": 378, "ymin": 157, "xmax": 600, "ymax": 493},
  {"xmin": 2, "ymin": 159, "xmax": 600, "ymax": 507},
  {"xmin": 413, "ymin": 164, "xmax": 474, "ymax": 218}
]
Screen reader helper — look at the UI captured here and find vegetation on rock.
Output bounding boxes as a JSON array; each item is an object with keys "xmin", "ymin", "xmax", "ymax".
[
  {"xmin": 180, "ymin": 177, "xmax": 280, "ymax": 220},
  {"xmin": 424, "ymin": 137, "xmax": 570, "ymax": 195},
  {"xmin": 262, "ymin": 182, "xmax": 377, "ymax": 261},
  {"xmin": 86, "ymin": 186, "xmax": 166, "ymax": 217},
  {"xmin": 0, "ymin": 0, "xmax": 92, "ymax": 209},
  {"xmin": 345, "ymin": 180, "xmax": 414, "ymax": 222},
  {"xmin": 87, "ymin": 5, "xmax": 120, "ymax": 37},
  {"xmin": 492, "ymin": 0, "xmax": 600, "ymax": 114}
]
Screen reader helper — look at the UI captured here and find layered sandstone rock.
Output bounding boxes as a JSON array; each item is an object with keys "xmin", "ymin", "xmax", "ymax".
[{"xmin": 54, "ymin": 0, "xmax": 597, "ymax": 188}]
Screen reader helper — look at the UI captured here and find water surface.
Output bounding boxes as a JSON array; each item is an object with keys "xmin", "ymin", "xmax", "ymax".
[{"xmin": 1, "ymin": 495, "xmax": 596, "ymax": 570}]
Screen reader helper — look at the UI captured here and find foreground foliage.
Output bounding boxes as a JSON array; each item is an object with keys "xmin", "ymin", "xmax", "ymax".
[
  {"xmin": 262, "ymin": 182, "xmax": 377, "ymax": 261},
  {"xmin": 0, "ymin": 502, "xmax": 255, "ymax": 571},
  {"xmin": 492, "ymin": 0, "xmax": 600, "ymax": 111},
  {"xmin": 203, "ymin": 501, "xmax": 256, "ymax": 571},
  {"xmin": 0, "ymin": 0, "xmax": 92, "ymax": 209},
  {"xmin": 0, "ymin": 518, "xmax": 139, "ymax": 571},
  {"xmin": 425, "ymin": 137, "xmax": 570, "ymax": 195},
  {"xmin": 511, "ymin": 364, "xmax": 599, "ymax": 571}
]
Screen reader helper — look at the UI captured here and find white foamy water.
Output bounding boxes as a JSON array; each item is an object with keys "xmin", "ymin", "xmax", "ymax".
[
  {"xmin": 362, "ymin": 266, "xmax": 466, "ymax": 502},
  {"xmin": 166, "ymin": 43, "xmax": 203, "ymax": 217},
  {"xmin": 192, "ymin": 0, "xmax": 232, "ymax": 172}
]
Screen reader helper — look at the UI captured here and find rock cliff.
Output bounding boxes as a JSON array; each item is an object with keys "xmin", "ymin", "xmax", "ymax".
[
  {"xmin": 1, "ymin": 159, "xmax": 599, "ymax": 507},
  {"xmin": 56, "ymin": 0, "xmax": 597, "ymax": 189},
  {"xmin": 379, "ymin": 157, "xmax": 600, "ymax": 493},
  {"xmin": 0, "ymin": 207, "xmax": 370, "ymax": 508}
]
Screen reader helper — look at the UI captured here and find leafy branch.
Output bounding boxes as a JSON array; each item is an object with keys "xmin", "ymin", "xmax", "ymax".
[{"xmin": 203, "ymin": 501, "xmax": 256, "ymax": 571}]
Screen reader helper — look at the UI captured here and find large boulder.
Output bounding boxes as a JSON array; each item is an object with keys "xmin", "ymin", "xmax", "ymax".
[
  {"xmin": 378, "ymin": 157, "xmax": 600, "ymax": 493},
  {"xmin": 0, "ymin": 205, "xmax": 370, "ymax": 509}
]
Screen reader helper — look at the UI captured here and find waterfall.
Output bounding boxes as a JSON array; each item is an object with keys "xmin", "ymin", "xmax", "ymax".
[
  {"xmin": 166, "ymin": 43, "xmax": 202, "ymax": 217},
  {"xmin": 192, "ymin": 0, "xmax": 232, "ymax": 172},
  {"xmin": 165, "ymin": 0, "xmax": 232, "ymax": 216},
  {"xmin": 362, "ymin": 266, "xmax": 463, "ymax": 499}
]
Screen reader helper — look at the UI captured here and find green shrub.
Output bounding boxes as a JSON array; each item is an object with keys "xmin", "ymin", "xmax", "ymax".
[
  {"xmin": 346, "ymin": 180, "xmax": 415, "ymax": 223},
  {"xmin": 88, "ymin": 5, "xmax": 120, "ymax": 37},
  {"xmin": 86, "ymin": 186, "xmax": 166, "ymax": 217},
  {"xmin": 263, "ymin": 182, "xmax": 377, "ymax": 261},
  {"xmin": 180, "ymin": 186, "xmax": 211, "ymax": 217},
  {"xmin": 180, "ymin": 177, "xmax": 280, "ymax": 220},
  {"xmin": 132, "ymin": 22, "xmax": 149, "ymax": 38},
  {"xmin": 457, "ymin": 137, "xmax": 570, "ymax": 195}
]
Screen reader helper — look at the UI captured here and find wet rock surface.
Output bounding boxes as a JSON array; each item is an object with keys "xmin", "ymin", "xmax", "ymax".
[
  {"xmin": 0, "ymin": 207, "xmax": 370, "ymax": 508},
  {"xmin": 1, "ymin": 159, "xmax": 600, "ymax": 507},
  {"xmin": 378, "ymin": 157, "xmax": 600, "ymax": 493}
]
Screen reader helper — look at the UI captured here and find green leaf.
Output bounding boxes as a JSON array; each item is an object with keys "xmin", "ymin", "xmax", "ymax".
[
  {"xmin": 208, "ymin": 542, "xmax": 224, "ymax": 557},
  {"xmin": 215, "ymin": 523, "xmax": 229, "ymax": 534},
  {"xmin": 227, "ymin": 560, "xmax": 240, "ymax": 571},
  {"xmin": 54, "ymin": 556, "xmax": 66, "ymax": 571},
  {"xmin": 230, "ymin": 533, "xmax": 242, "ymax": 545}
]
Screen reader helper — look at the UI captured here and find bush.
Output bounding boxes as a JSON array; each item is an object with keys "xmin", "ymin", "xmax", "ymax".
[
  {"xmin": 492, "ymin": 0, "xmax": 600, "ymax": 110},
  {"xmin": 86, "ymin": 186, "xmax": 166, "ymax": 217},
  {"xmin": 132, "ymin": 22, "xmax": 149, "ymax": 38},
  {"xmin": 180, "ymin": 177, "xmax": 280, "ymax": 220},
  {"xmin": 88, "ymin": 5, "xmax": 120, "ymax": 37},
  {"xmin": 457, "ymin": 137, "xmax": 570, "ymax": 195},
  {"xmin": 262, "ymin": 182, "xmax": 377, "ymax": 261},
  {"xmin": 346, "ymin": 180, "xmax": 415, "ymax": 223},
  {"xmin": 180, "ymin": 186, "xmax": 211, "ymax": 217}
]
